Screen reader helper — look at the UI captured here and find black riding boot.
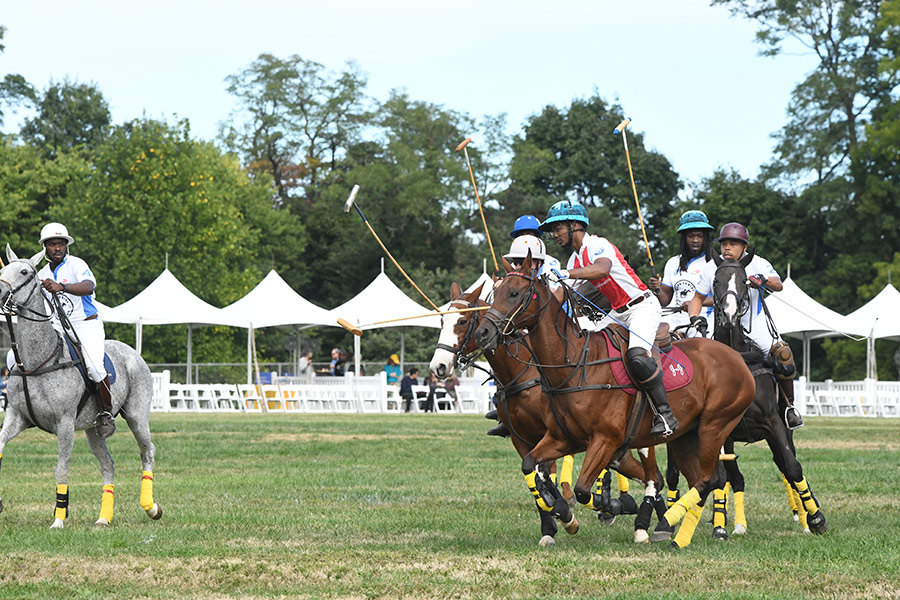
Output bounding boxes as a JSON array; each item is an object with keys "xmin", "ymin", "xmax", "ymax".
[
  {"xmin": 626, "ymin": 348, "xmax": 678, "ymax": 438},
  {"xmin": 778, "ymin": 377, "xmax": 804, "ymax": 429},
  {"xmin": 487, "ymin": 422, "xmax": 511, "ymax": 437},
  {"xmin": 95, "ymin": 375, "xmax": 116, "ymax": 439}
]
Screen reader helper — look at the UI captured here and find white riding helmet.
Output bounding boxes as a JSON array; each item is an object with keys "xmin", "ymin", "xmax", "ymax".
[
  {"xmin": 504, "ymin": 234, "xmax": 546, "ymax": 262},
  {"xmin": 39, "ymin": 222, "xmax": 75, "ymax": 246}
]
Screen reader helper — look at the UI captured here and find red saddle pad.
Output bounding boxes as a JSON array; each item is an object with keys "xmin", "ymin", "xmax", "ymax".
[{"xmin": 604, "ymin": 330, "xmax": 693, "ymax": 395}]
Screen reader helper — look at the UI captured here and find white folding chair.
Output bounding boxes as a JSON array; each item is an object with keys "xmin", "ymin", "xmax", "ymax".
[
  {"xmin": 236, "ymin": 384, "xmax": 263, "ymax": 412},
  {"xmin": 278, "ymin": 384, "xmax": 306, "ymax": 412}
]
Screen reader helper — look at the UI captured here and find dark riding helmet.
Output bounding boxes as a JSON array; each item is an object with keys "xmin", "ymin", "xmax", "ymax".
[
  {"xmin": 510, "ymin": 215, "xmax": 543, "ymax": 238},
  {"xmin": 716, "ymin": 222, "xmax": 750, "ymax": 245},
  {"xmin": 677, "ymin": 210, "xmax": 715, "ymax": 233},
  {"xmin": 538, "ymin": 200, "xmax": 589, "ymax": 232}
]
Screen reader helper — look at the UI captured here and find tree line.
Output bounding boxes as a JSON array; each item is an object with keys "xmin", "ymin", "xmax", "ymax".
[{"xmin": 1, "ymin": 1, "xmax": 898, "ymax": 380}]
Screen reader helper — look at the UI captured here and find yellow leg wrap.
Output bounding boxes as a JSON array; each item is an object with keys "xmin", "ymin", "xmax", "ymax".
[
  {"xmin": 524, "ymin": 471, "xmax": 552, "ymax": 512},
  {"xmin": 99, "ymin": 484, "xmax": 115, "ymax": 522},
  {"xmin": 734, "ymin": 490, "xmax": 747, "ymax": 529},
  {"xmin": 712, "ymin": 488, "xmax": 727, "ymax": 528},
  {"xmin": 782, "ymin": 475, "xmax": 801, "ymax": 513},
  {"xmin": 140, "ymin": 471, "xmax": 155, "ymax": 511},
  {"xmin": 673, "ymin": 505, "xmax": 704, "ymax": 548},
  {"xmin": 595, "ymin": 469, "xmax": 607, "ymax": 491},
  {"xmin": 616, "ymin": 472, "xmax": 629, "ymax": 494},
  {"xmin": 560, "ymin": 455, "xmax": 574, "ymax": 487},
  {"xmin": 667, "ymin": 489, "xmax": 679, "ymax": 508},
  {"xmin": 549, "ymin": 472, "xmax": 558, "ymax": 484},
  {"xmin": 663, "ymin": 487, "xmax": 701, "ymax": 527},
  {"xmin": 794, "ymin": 477, "xmax": 820, "ymax": 515},
  {"xmin": 55, "ymin": 484, "xmax": 69, "ymax": 521}
]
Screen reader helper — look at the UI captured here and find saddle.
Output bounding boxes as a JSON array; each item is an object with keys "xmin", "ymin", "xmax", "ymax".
[
  {"xmin": 64, "ymin": 338, "xmax": 117, "ymax": 386},
  {"xmin": 602, "ymin": 324, "xmax": 693, "ymax": 395}
]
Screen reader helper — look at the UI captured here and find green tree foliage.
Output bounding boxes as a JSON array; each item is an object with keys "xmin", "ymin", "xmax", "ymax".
[
  {"xmin": 504, "ymin": 95, "xmax": 681, "ymax": 278},
  {"xmin": 220, "ymin": 53, "xmax": 369, "ymax": 207},
  {"xmin": 20, "ymin": 79, "xmax": 111, "ymax": 158}
]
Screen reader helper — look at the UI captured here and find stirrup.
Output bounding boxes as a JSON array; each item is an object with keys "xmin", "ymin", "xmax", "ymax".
[
  {"xmin": 650, "ymin": 414, "xmax": 677, "ymax": 438},
  {"xmin": 785, "ymin": 406, "xmax": 804, "ymax": 430},
  {"xmin": 94, "ymin": 411, "xmax": 116, "ymax": 439}
]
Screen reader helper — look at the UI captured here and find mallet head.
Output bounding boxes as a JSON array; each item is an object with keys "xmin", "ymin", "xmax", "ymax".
[
  {"xmin": 613, "ymin": 117, "xmax": 632, "ymax": 135},
  {"xmin": 344, "ymin": 184, "xmax": 361, "ymax": 213},
  {"xmin": 455, "ymin": 137, "xmax": 472, "ymax": 152},
  {"xmin": 337, "ymin": 317, "xmax": 363, "ymax": 336}
]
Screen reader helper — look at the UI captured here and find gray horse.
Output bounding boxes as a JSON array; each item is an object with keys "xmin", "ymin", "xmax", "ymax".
[{"xmin": 0, "ymin": 246, "xmax": 162, "ymax": 528}]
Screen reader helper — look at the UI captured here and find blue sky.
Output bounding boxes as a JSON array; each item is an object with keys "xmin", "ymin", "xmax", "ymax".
[{"xmin": 1, "ymin": 0, "xmax": 818, "ymax": 185}]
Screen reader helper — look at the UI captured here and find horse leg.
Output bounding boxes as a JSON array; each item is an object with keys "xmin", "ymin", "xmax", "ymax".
[
  {"xmin": 559, "ymin": 455, "xmax": 576, "ymax": 506},
  {"xmin": 51, "ymin": 420, "xmax": 76, "ymax": 529},
  {"xmin": 522, "ymin": 437, "xmax": 578, "ymax": 535},
  {"xmin": 765, "ymin": 426, "xmax": 826, "ymax": 534},
  {"xmin": 722, "ymin": 440, "xmax": 747, "ymax": 535},
  {"xmin": 782, "ymin": 474, "xmax": 806, "ymax": 529},
  {"xmin": 0, "ymin": 412, "xmax": 31, "ymax": 515},
  {"xmin": 123, "ymin": 411, "xmax": 162, "ymax": 520},
  {"xmin": 653, "ymin": 430, "xmax": 715, "ymax": 547},
  {"xmin": 85, "ymin": 429, "xmax": 116, "ymax": 526},
  {"xmin": 665, "ymin": 444, "xmax": 681, "ymax": 508}
]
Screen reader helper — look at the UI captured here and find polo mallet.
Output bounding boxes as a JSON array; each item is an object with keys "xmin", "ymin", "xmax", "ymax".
[
  {"xmin": 344, "ymin": 185, "xmax": 440, "ymax": 312},
  {"xmin": 456, "ymin": 138, "xmax": 499, "ymax": 273},
  {"xmin": 337, "ymin": 306, "xmax": 489, "ymax": 337},
  {"xmin": 613, "ymin": 118, "xmax": 658, "ymax": 279}
]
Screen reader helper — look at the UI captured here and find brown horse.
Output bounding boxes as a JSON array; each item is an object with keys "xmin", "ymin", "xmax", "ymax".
[
  {"xmin": 474, "ymin": 254, "xmax": 757, "ymax": 547},
  {"xmin": 430, "ymin": 282, "xmax": 666, "ymax": 545}
]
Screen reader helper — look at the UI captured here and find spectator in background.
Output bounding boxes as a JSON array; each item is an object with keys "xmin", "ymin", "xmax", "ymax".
[
  {"xmin": 329, "ymin": 348, "xmax": 341, "ymax": 376},
  {"xmin": 298, "ymin": 350, "xmax": 314, "ymax": 381},
  {"xmin": 383, "ymin": 353, "xmax": 401, "ymax": 386},
  {"xmin": 345, "ymin": 351, "xmax": 366, "ymax": 376},
  {"xmin": 399, "ymin": 368, "xmax": 419, "ymax": 412}
]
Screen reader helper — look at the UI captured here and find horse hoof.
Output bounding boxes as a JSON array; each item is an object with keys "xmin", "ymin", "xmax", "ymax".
[
  {"xmin": 146, "ymin": 504, "xmax": 163, "ymax": 520},
  {"xmin": 802, "ymin": 528, "xmax": 812, "ymax": 535},
  {"xmin": 50, "ymin": 518, "xmax": 65, "ymax": 529},
  {"xmin": 538, "ymin": 535, "xmax": 556, "ymax": 547},
  {"xmin": 618, "ymin": 493, "xmax": 638, "ymax": 515},
  {"xmin": 598, "ymin": 512, "xmax": 617, "ymax": 525},
  {"xmin": 634, "ymin": 529, "xmax": 650, "ymax": 544},
  {"xmin": 807, "ymin": 510, "xmax": 827, "ymax": 535},
  {"xmin": 563, "ymin": 515, "xmax": 579, "ymax": 535},
  {"xmin": 669, "ymin": 540, "xmax": 682, "ymax": 550},
  {"xmin": 651, "ymin": 521, "xmax": 675, "ymax": 543},
  {"xmin": 94, "ymin": 518, "xmax": 110, "ymax": 527},
  {"xmin": 733, "ymin": 523, "xmax": 747, "ymax": 535},
  {"xmin": 792, "ymin": 510, "xmax": 800, "ymax": 523},
  {"xmin": 712, "ymin": 526, "xmax": 729, "ymax": 541}
]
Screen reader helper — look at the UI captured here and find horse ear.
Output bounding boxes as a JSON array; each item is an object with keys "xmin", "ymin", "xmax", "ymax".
[
  {"xmin": 501, "ymin": 255, "xmax": 515, "ymax": 274},
  {"xmin": 6, "ymin": 244, "xmax": 18, "ymax": 264},
  {"xmin": 521, "ymin": 249, "xmax": 533, "ymax": 272},
  {"xmin": 470, "ymin": 282, "xmax": 485, "ymax": 300},
  {"xmin": 29, "ymin": 249, "xmax": 45, "ymax": 267},
  {"xmin": 740, "ymin": 249, "xmax": 755, "ymax": 269},
  {"xmin": 713, "ymin": 253, "xmax": 723, "ymax": 267},
  {"xmin": 450, "ymin": 281, "xmax": 462, "ymax": 300}
]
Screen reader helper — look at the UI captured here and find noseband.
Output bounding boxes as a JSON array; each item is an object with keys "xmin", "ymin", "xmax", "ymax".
[
  {"xmin": 714, "ymin": 266, "xmax": 750, "ymax": 328},
  {"xmin": 483, "ymin": 271, "xmax": 542, "ymax": 337}
]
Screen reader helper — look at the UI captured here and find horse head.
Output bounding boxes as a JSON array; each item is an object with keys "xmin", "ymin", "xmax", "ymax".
[
  {"xmin": 712, "ymin": 251, "xmax": 754, "ymax": 344},
  {"xmin": 0, "ymin": 245, "xmax": 47, "ymax": 313},
  {"xmin": 430, "ymin": 281, "xmax": 485, "ymax": 379},
  {"xmin": 475, "ymin": 251, "xmax": 545, "ymax": 352}
]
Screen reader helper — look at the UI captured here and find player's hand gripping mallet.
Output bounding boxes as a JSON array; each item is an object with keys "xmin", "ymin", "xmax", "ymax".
[
  {"xmin": 456, "ymin": 138, "xmax": 499, "ymax": 273},
  {"xmin": 613, "ymin": 118, "xmax": 658, "ymax": 279},
  {"xmin": 343, "ymin": 185, "xmax": 440, "ymax": 312}
]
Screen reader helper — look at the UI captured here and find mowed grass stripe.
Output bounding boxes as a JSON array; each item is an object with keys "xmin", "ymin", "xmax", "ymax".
[{"xmin": 0, "ymin": 414, "xmax": 897, "ymax": 599}]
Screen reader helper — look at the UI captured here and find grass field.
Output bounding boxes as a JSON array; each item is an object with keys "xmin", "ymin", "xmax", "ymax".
[{"xmin": 0, "ymin": 414, "xmax": 898, "ymax": 600}]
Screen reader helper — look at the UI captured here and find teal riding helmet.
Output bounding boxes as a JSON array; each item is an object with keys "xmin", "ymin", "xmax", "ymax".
[
  {"xmin": 677, "ymin": 210, "xmax": 715, "ymax": 232},
  {"xmin": 538, "ymin": 200, "xmax": 589, "ymax": 232}
]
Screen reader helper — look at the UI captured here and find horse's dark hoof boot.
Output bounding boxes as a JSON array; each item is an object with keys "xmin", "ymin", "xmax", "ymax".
[
  {"xmin": 95, "ymin": 412, "xmax": 116, "ymax": 439},
  {"xmin": 712, "ymin": 526, "xmax": 729, "ymax": 541},
  {"xmin": 598, "ymin": 512, "xmax": 617, "ymax": 525},
  {"xmin": 808, "ymin": 510, "xmax": 827, "ymax": 535},
  {"xmin": 786, "ymin": 408, "xmax": 804, "ymax": 430},
  {"xmin": 486, "ymin": 423, "xmax": 510, "ymax": 437},
  {"xmin": 651, "ymin": 520, "xmax": 675, "ymax": 543},
  {"xmin": 618, "ymin": 493, "xmax": 638, "ymax": 515},
  {"xmin": 485, "ymin": 409, "xmax": 498, "ymax": 420}
]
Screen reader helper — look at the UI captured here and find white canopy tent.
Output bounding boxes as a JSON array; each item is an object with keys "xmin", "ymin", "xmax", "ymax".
[
  {"xmin": 765, "ymin": 278, "xmax": 867, "ymax": 379},
  {"xmin": 100, "ymin": 269, "xmax": 243, "ymax": 382},
  {"xmin": 329, "ymin": 263, "xmax": 441, "ymax": 376},
  {"xmin": 843, "ymin": 284, "xmax": 900, "ymax": 379},
  {"xmin": 218, "ymin": 270, "xmax": 337, "ymax": 383}
]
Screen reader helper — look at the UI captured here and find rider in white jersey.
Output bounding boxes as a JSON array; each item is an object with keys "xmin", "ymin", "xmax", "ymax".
[
  {"xmin": 648, "ymin": 210, "xmax": 715, "ymax": 338},
  {"xmin": 686, "ymin": 222, "xmax": 803, "ymax": 429},
  {"xmin": 37, "ymin": 222, "xmax": 115, "ymax": 438},
  {"xmin": 539, "ymin": 200, "xmax": 678, "ymax": 438}
]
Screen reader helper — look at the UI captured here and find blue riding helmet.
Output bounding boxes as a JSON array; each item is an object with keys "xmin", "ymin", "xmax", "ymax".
[
  {"xmin": 510, "ymin": 215, "xmax": 543, "ymax": 238},
  {"xmin": 538, "ymin": 200, "xmax": 589, "ymax": 232},
  {"xmin": 677, "ymin": 210, "xmax": 715, "ymax": 233}
]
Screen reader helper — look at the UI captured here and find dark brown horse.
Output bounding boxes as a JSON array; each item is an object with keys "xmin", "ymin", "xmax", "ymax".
[
  {"xmin": 474, "ymin": 254, "xmax": 757, "ymax": 548},
  {"xmin": 709, "ymin": 256, "xmax": 827, "ymax": 535},
  {"xmin": 430, "ymin": 282, "xmax": 666, "ymax": 545}
]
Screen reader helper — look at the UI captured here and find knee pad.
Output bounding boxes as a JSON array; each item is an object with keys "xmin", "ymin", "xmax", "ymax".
[
  {"xmin": 625, "ymin": 348, "xmax": 658, "ymax": 382},
  {"xmin": 770, "ymin": 341, "xmax": 796, "ymax": 379}
]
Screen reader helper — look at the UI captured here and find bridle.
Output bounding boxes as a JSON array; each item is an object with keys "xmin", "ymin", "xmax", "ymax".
[
  {"xmin": 435, "ymin": 298, "xmax": 483, "ymax": 371},
  {"xmin": 713, "ymin": 263, "xmax": 750, "ymax": 331},
  {"xmin": 482, "ymin": 270, "xmax": 543, "ymax": 337},
  {"xmin": 0, "ymin": 261, "xmax": 55, "ymax": 322}
]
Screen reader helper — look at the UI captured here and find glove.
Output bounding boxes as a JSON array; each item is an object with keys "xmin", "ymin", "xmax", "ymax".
[
  {"xmin": 690, "ymin": 315, "xmax": 708, "ymax": 337},
  {"xmin": 546, "ymin": 269, "xmax": 570, "ymax": 284},
  {"xmin": 748, "ymin": 274, "xmax": 766, "ymax": 289}
]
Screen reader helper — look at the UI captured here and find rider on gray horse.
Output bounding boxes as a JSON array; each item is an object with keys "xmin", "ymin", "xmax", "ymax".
[
  {"xmin": 37, "ymin": 222, "xmax": 116, "ymax": 438},
  {"xmin": 539, "ymin": 200, "xmax": 679, "ymax": 438}
]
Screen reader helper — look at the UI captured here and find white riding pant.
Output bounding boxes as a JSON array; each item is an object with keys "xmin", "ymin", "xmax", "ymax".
[
  {"xmin": 613, "ymin": 293, "xmax": 661, "ymax": 354},
  {"xmin": 745, "ymin": 317, "xmax": 776, "ymax": 357},
  {"xmin": 5, "ymin": 318, "xmax": 106, "ymax": 382}
]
